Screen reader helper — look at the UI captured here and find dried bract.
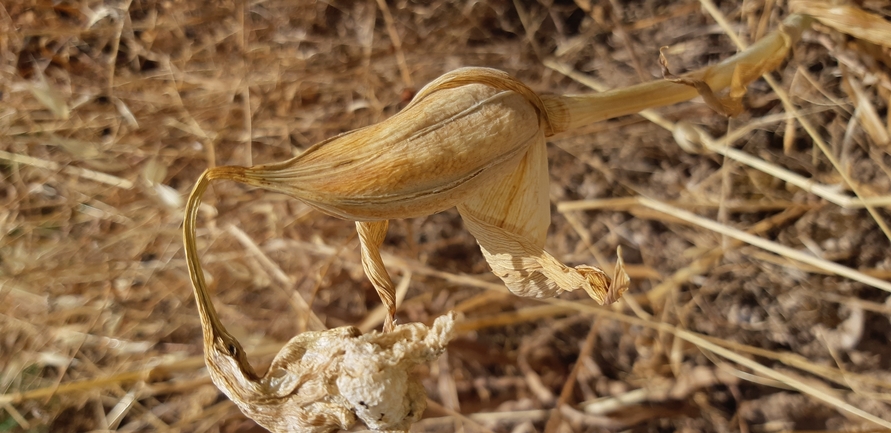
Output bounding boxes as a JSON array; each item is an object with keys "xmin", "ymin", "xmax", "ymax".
[
  {"xmin": 188, "ymin": 67, "xmax": 631, "ymax": 331},
  {"xmin": 182, "ymin": 15, "xmax": 814, "ymax": 431}
]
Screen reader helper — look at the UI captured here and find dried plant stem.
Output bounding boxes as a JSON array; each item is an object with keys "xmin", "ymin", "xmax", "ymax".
[
  {"xmin": 541, "ymin": 14, "xmax": 812, "ymax": 130},
  {"xmin": 0, "ymin": 149, "xmax": 134, "ymax": 189},
  {"xmin": 698, "ymin": 2, "xmax": 891, "ymax": 243},
  {"xmin": 547, "ymin": 12, "xmax": 891, "ymax": 212},
  {"xmin": 1, "ymin": 402, "xmax": 30, "ymax": 429},
  {"xmin": 0, "ymin": 352, "xmax": 212, "ymax": 404},
  {"xmin": 637, "ymin": 197, "xmax": 891, "ymax": 294},
  {"xmin": 183, "ymin": 170, "xmax": 230, "ymax": 346},
  {"xmin": 640, "ymin": 204, "xmax": 809, "ymax": 304},
  {"xmin": 546, "ymin": 66, "xmax": 891, "ymax": 209},
  {"xmin": 673, "ymin": 328, "xmax": 891, "ymax": 429},
  {"xmin": 425, "ymin": 400, "xmax": 498, "ymax": 433},
  {"xmin": 701, "ymin": 119, "xmax": 891, "ymax": 208},
  {"xmin": 537, "ymin": 298, "xmax": 891, "ymax": 430},
  {"xmin": 358, "ymin": 271, "xmax": 412, "ymax": 333},
  {"xmin": 544, "ymin": 318, "xmax": 599, "ymax": 433}
]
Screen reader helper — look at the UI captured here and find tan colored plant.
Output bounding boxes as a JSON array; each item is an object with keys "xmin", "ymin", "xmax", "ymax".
[
  {"xmin": 182, "ymin": 13, "xmax": 811, "ymax": 433},
  {"xmin": 188, "ymin": 67, "xmax": 636, "ymax": 333}
]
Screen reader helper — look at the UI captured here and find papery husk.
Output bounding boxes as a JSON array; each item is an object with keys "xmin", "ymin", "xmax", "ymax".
[
  {"xmin": 186, "ymin": 15, "xmax": 816, "ymax": 334},
  {"xmin": 456, "ymin": 136, "xmax": 628, "ymax": 303},
  {"xmin": 189, "ymin": 67, "xmax": 627, "ymax": 334},
  {"xmin": 214, "ymin": 68, "xmax": 551, "ymax": 221}
]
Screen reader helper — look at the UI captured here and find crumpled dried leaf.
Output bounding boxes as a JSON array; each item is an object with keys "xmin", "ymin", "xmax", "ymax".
[
  {"xmin": 455, "ymin": 137, "xmax": 627, "ymax": 303},
  {"xmin": 204, "ymin": 306, "xmax": 455, "ymax": 433}
]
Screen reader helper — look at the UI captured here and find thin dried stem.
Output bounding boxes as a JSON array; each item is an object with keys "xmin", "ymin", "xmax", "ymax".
[
  {"xmin": 637, "ymin": 196, "xmax": 891, "ymax": 294},
  {"xmin": 699, "ymin": 0, "xmax": 891, "ymax": 244},
  {"xmin": 540, "ymin": 14, "xmax": 812, "ymax": 132}
]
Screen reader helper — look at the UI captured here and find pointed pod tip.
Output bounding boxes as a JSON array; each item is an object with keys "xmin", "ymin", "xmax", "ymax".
[
  {"xmin": 574, "ymin": 265, "xmax": 611, "ymax": 305},
  {"xmin": 573, "ymin": 246, "xmax": 630, "ymax": 305},
  {"xmin": 605, "ymin": 246, "xmax": 631, "ymax": 305}
]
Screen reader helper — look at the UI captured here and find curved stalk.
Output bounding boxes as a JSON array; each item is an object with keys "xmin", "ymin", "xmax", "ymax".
[{"xmin": 542, "ymin": 14, "xmax": 814, "ymax": 132}]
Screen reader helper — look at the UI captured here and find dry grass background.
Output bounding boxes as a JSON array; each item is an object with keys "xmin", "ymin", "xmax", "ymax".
[{"xmin": 2, "ymin": 0, "xmax": 891, "ymax": 431}]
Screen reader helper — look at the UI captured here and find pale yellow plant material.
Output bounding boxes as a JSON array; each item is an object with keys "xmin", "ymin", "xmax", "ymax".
[
  {"xmin": 659, "ymin": 47, "xmax": 745, "ymax": 117},
  {"xmin": 186, "ymin": 239, "xmax": 455, "ymax": 433},
  {"xmin": 28, "ymin": 66, "xmax": 70, "ymax": 120},
  {"xmin": 182, "ymin": 14, "xmax": 813, "ymax": 432},
  {"xmin": 790, "ymin": 0, "xmax": 891, "ymax": 50},
  {"xmin": 658, "ymin": 28, "xmax": 791, "ymax": 118},
  {"xmin": 186, "ymin": 67, "xmax": 631, "ymax": 332}
]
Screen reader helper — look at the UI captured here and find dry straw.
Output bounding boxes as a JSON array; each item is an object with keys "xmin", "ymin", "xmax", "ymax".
[{"xmin": 181, "ymin": 12, "xmax": 828, "ymax": 433}]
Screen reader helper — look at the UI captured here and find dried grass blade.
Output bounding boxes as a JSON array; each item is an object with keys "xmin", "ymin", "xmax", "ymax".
[
  {"xmin": 700, "ymin": 1, "xmax": 891, "ymax": 246},
  {"xmin": 539, "ymin": 298, "xmax": 891, "ymax": 430},
  {"xmin": 841, "ymin": 72, "xmax": 891, "ymax": 147},
  {"xmin": 675, "ymin": 329, "xmax": 891, "ymax": 429},
  {"xmin": 0, "ymin": 149, "xmax": 133, "ymax": 189},
  {"xmin": 791, "ymin": 1, "xmax": 891, "ymax": 49},
  {"xmin": 637, "ymin": 197, "xmax": 891, "ymax": 294}
]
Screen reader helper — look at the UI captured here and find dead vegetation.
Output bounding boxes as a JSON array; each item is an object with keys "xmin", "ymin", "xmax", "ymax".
[{"xmin": 2, "ymin": 0, "xmax": 891, "ymax": 432}]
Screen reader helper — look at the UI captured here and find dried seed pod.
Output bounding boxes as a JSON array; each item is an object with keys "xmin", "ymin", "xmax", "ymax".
[
  {"xmin": 211, "ymin": 68, "xmax": 550, "ymax": 220},
  {"xmin": 183, "ymin": 15, "xmax": 812, "ymax": 430},
  {"xmin": 187, "ymin": 68, "xmax": 630, "ymax": 331}
]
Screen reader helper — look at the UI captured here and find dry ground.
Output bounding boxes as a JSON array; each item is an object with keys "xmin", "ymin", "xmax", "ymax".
[{"xmin": 2, "ymin": 0, "xmax": 891, "ymax": 432}]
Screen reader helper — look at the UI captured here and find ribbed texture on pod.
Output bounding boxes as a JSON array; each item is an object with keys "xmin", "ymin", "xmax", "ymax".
[{"xmin": 225, "ymin": 68, "xmax": 549, "ymax": 220}]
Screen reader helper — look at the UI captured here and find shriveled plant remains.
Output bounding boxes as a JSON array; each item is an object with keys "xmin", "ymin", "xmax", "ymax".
[
  {"xmin": 182, "ymin": 13, "xmax": 816, "ymax": 433},
  {"xmin": 6, "ymin": 0, "xmax": 891, "ymax": 431}
]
